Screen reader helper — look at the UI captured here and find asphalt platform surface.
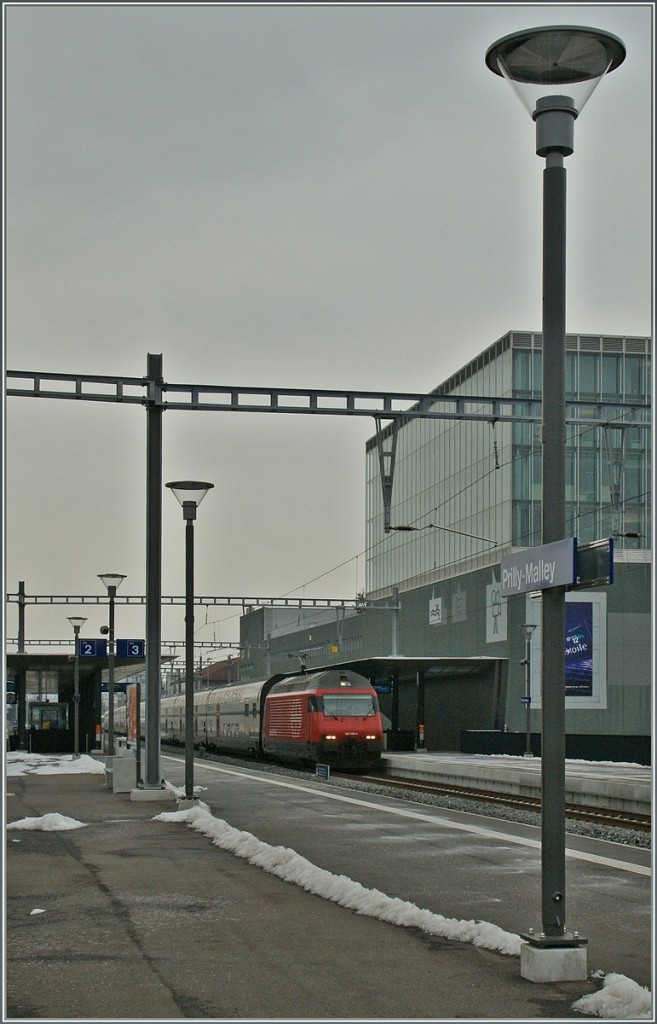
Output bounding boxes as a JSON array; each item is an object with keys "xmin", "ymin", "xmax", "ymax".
[{"xmin": 5, "ymin": 765, "xmax": 609, "ymax": 1021}]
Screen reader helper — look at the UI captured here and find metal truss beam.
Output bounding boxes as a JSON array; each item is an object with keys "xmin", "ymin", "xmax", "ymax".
[
  {"xmin": 6, "ymin": 638, "xmax": 241, "ymax": 650},
  {"xmin": 5, "ymin": 592, "xmax": 393, "ymax": 610},
  {"xmin": 6, "ymin": 369, "xmax": 650, "ymax": 426}
]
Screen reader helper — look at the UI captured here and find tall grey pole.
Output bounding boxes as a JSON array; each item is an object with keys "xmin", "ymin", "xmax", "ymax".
[
  {"xmin": 107, "ymin": 586, "xmax": 116, "ymax": 756},
  {"xmin": 16, "ymin": 581, "xmax": 27, "ymax": 750},
  {"xmin": 18, "ymin": 580, "xmax": 25, "ymax": 652},
  {"xmin": 485, "ymin": 23, "xmax": 625, "ymax": 974},
  {"xmin": 72, "ymin": 624, "xmax": 82, "ymax": 758},
  {"xmin": 184, "ymin": 505, "xmax": 196, "ymax": 800},
  {"xmin": 536, "ymin": 96, "xmax": 574, "ymax": 939},
  {"xmin": 145, "ymin": 353, "xmax": 164, "ymax": 788},
  {"xmin": 391, "ymin": 586, "xmax": 399, "ymax": 656},
  {"xmin": 165, "ymin": 480, "xmax": 213, "ymax": 800},
  {"xmin": 521, "ymin": 623, "xmax": 536, "ymax": 757}
]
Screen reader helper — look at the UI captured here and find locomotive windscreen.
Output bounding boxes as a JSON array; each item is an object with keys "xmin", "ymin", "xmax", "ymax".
[{"xmin": 320, "ymin": 694, "xmax": 378, "ymax": 717}]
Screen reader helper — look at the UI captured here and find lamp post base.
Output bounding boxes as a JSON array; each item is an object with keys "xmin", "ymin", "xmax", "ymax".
[
  {"xmin": 520, "ymin": 931, "xmax": 588, "ymax": 982},
  {"xmin": 177, "ymin": 795, "xmax": 200, "ymax": 811},
  {"xmin": 129, "ymin": 786, "xmax": 175, "ymax": 803},
  {"xmin": 520, "ymin": 940, "xmax": 588, "ymax": 982}
]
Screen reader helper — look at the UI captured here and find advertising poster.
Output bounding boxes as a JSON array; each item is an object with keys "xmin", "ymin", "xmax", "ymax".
[
  {"xmin": 127, "ymin": 683, "xmax": 139, "ymax": 743},
  {"xmin": 564, "ymin": 601, "xmax": 593, "ymax": 696},
  {"xmin": 524, "ymin": 591, "xmax": 607, "ymax": 710}
]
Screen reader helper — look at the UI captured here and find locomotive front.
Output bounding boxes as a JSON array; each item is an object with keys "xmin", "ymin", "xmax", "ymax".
[{"xmin": 263, "ymin": 669, "xmax": 383, "ymax": 770}]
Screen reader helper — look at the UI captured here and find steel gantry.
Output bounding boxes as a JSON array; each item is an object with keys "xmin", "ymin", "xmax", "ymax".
[{"xmin": 7, "ymin": 354, "xmax": 650, "ymax": 789}]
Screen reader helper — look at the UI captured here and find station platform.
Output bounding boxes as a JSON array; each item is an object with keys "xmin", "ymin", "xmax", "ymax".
[
  {"xmin": 6, "ymin": 754, "xmax": 651, "ymax": 1020},
  {"xmin": 381, "ymin": 751, "xmax": 652, "ymax": 815}
]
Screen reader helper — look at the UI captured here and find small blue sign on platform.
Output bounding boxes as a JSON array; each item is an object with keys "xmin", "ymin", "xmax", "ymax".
[
  {"xmin": 315, "ymin": 763, "xmax": 331, "ymax": 782},
  {"xmin": 116, "ymin": 639, "xmax": 145, "ymax": 658},
  {"xmin": 520, "ymin": 696, "xmax": 532, "ymax": 704},
  {"xmin": 78, "ymin": 638, "xmax": 107, "ymax": 657}
]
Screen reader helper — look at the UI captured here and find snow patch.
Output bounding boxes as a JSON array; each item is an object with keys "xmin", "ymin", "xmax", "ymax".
[
  {"xmin": 7, "ymin": 812, "xmax": 86, "ymax": 831},
  {"xmin": 5, "ymin": 753, "xmax": 106, "ymax": 776},
  {"xmin": 154, "ymin": 802, "xmax": 522, "ymax": 957},
  {"xmin": 572, "ymin": 973, "xmax": 653, "ymax": 1019}
]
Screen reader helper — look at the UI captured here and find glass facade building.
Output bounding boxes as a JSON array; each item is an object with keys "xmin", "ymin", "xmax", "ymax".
[{"xmin": 366, "ymin": 331, "xmax": 651, "ymax": 596}]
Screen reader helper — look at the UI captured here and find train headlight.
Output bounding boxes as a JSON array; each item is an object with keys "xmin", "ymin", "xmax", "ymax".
[
  {"xmin": 365, "ymin": 734, "xmax": 378, "ymax": 741},
  {"xmin": 323, "ymin": 734, "xmax": 337, "ymax": 741}
]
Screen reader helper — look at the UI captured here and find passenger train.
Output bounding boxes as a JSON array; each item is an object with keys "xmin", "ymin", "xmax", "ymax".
[{"xmin": 112, "ymin": 669, "xmax": 384, "ymax": 771}]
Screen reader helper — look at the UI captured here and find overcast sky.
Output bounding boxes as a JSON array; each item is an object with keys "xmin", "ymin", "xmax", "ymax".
[{"xmin": 4, "ymin": 3, "xmax": 653, "ymax": 655}]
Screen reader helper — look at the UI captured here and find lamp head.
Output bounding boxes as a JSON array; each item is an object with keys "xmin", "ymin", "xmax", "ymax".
[
  {"xmin": 98, "ymin": 573, "xmax": 127, "ymax": 593},
  {"xmin": 166, "ymin": 480, "xmax": 214, "ymax": 506},
  {"xmin": 68, "ymin": 616, "xmax": 87, "ymax": 633},
  {"xmin": 166, "ymin": 480, "xmax": 214, "ymax": 520},
  {"xmin": 486, "ymin": 25, "xmax": 625, "ymax": 117}
]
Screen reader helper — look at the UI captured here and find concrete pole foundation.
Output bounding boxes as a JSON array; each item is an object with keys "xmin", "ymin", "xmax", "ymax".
[{"xmin": 521, "ymin": 942, "xmax": 588, "ymax": 982}]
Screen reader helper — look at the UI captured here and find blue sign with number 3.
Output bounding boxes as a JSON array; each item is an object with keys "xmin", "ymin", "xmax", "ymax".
[{"xmin": 116, "ymin": 639, "xmax": 145, "ymax": 658}]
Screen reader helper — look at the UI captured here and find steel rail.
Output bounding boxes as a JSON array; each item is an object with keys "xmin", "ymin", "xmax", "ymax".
[{"xmin": 339, "ymin": 772, "xmax": 651, "ymax": 832}]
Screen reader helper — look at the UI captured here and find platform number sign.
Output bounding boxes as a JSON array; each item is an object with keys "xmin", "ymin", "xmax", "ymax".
[
  {"xmin": 116, "ymin": 639, "xmax": 145, "ymax": 658},
  {"xmin": 78, "ymin": 638, "xmax": 108, "ymax": 657}
]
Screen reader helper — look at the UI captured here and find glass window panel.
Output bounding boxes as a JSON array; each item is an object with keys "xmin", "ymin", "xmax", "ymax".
[
  {"xmin": 624, "ymin": 355, "xmax": 645, "ymax": 397},
  {"xmin": 579, "ymin": 353, "xmax": 599, "ymax": 395},
  {"xmin": 579, "ymin": 451, "xmax": 598, "ymax": 502},
  {"xmin": 532, "ymin": 452, "xmax": 541, "ymax": 499},
  {"xmin": 513, "ymin": 350, "xmax": 532, "ymax": 391},
  {"xmin": 565, "ymin": 449, "xmax": 576, "ymax": 501},
  {"xmin": 601, "ymin": 354, "xmax": 621, "ymax": 397},
  {"xmin": 565, "ymin": 352, "xmax": 578, "ymax": 398},
  {"xmin": 532, "ymin": 351, "xmax": 542, "ymax": 393},
  {"xmin": 624, "ymin": 455, "xmax": 642, "ymax": 504},
  {"xmin": 513, "ymin": 452, "xmax": 529, "ymax": 500}
]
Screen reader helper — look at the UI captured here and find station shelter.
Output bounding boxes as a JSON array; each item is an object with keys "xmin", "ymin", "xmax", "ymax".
[
  {"xmin": 6, "ymin": 652, "xmax": 142, "ymax": 755},
  {"xmin": 298, "ymin": 656, "xmax": 507, "ymax": 753}
]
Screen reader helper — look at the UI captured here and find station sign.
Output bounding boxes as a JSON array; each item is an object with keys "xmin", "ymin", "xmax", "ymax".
[
  {"xmin": 571, "ymin": 537, "xmax": 614, "ymax": 589},
  {"xmin": 78, "ymin": 638, "xmax": 108, "ymax": 657},
  {"xmin": 501, "ymin": 538, "xmax": 576, "ymax": 597},
  {"xmin": 116, "ymin": 639, "xmax": 145, "ymax": 658}
]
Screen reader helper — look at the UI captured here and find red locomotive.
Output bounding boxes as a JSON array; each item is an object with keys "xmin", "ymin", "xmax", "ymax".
[
  {"xmin": 116, "ymin": 668, "xmax": 384, "ymax": 772},
  {"xmin": 262, "ymin": 669, "xmax": 383, "ymax": 769}
]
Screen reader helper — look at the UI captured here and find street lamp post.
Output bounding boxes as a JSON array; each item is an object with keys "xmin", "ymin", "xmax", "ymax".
[
  {"xmin": 520, "ymin": 623, "xmax": 537, "ymax": 757},
  {"xmin": 486, "ymin": 25, "xmax": 625, "ymax": 979},
  {"xmin": 98, "ymin": 573, "xmax": 127, "ymax": 756},
  {"xmin": 166, "ymin": 480, "xmax": 214, "ymax": 801},
  {"xmin": 68, "ymin": 616, "xmax": 87, "ymax": 757}
]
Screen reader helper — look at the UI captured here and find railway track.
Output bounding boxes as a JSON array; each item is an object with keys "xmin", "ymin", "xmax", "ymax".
[
  {"xmin": 336, "ymin": 771, "xmax": 652, "ymax": 833},
  {"xmin": 163, "ymin": 746, "xmax": 650, "ymax": 834}
]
